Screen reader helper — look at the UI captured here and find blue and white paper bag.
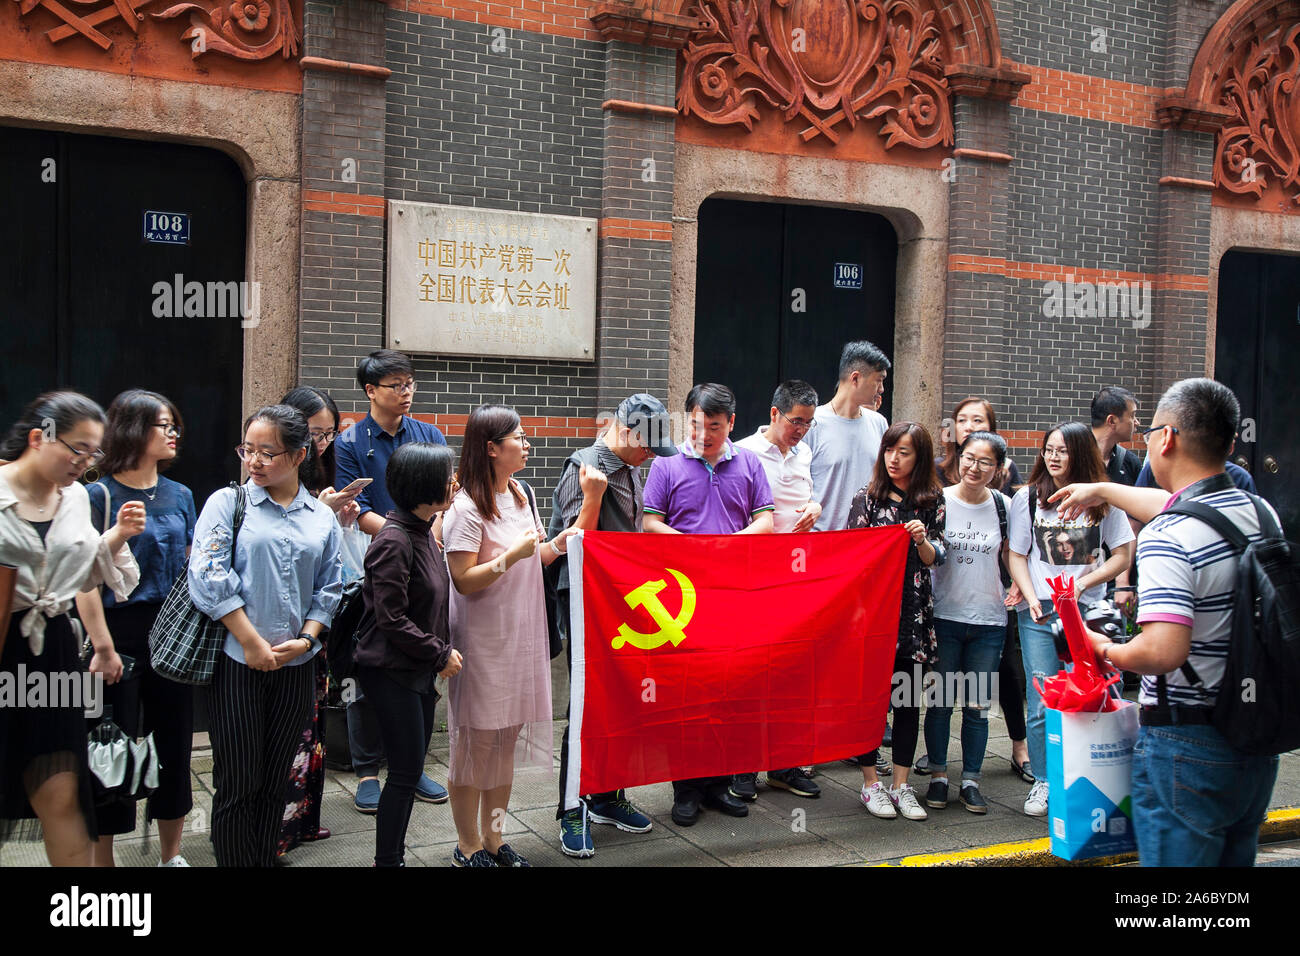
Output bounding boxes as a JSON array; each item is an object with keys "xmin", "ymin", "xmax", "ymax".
[{"xmin": 1045, "ymin": 699, "xmax": 1138, "ymax": 861}]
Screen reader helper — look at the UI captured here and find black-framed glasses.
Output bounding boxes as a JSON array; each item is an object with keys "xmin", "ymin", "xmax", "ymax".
[
  {"xmin": 235, "ymin": 444, "xmax": 292, "ymax": 465},
  {"xmin": 309, "ymin": 429, "xmax": 338, "ymax": 444},
  {"xmin": 780, "ymin": 413, "xmax": 817, "ymax": 431},
  {"xmin": 56, "ymin": 437, "xmax": 105, "ymax": 465},
  {"xmin": 959, "ymin": 454, "xmax": 997, "ymax": 471},
  {"xmin": 1140, "ymin": 424, "xmax": 1179, "ymax": 438},
  {"xmin": 375, "ymin": 380, "xmax": 417, "ymax": 395},
  {"xmin": 151, "ymin": 422, "xmax": 181, "ymax": 438}
]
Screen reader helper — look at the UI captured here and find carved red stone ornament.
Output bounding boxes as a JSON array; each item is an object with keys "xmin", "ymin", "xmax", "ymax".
[
  {"xmin": 9, "ymin": 0, "xmax": 297, "ymax": 60},
  {"xmin": 1215, "ymin": 21, "xmax": 1300, "ymax": 205},
  {"xmin": 677, "ymin": 0, "xmax": 956, "ymax": 148},
  {"xmin": 1168, "ymin": 0, "xmax": 1300, "ymax": 210}
]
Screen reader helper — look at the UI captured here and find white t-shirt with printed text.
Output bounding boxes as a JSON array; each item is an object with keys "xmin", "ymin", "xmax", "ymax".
[{"xmin": 932, "ymin": 486, "xmax": 1012, "ymax": 627}]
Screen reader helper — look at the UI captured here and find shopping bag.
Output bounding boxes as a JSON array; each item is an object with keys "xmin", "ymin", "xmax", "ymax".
[
  {"xmin": 338, "ymin": 525, "xmax": 369, "ymax": 585},
  {"xmin": 1045, "ymin": 698, "xmax": 1138, "ymax": 861}
]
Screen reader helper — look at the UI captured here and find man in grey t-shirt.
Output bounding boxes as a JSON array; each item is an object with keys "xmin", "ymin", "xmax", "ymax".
[{"xmin": 803, "ymin": 340, "xmax": 891, "ymax": 532}]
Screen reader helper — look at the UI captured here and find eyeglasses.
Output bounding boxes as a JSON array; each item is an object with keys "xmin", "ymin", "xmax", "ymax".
[
  {"xmin": 310, "ymin": 429, "xmax": 338, "ymax": 445},
  {"xmin": 493, "ymin": 431, "xmax": 529, "ymax": 444},
  {"xmin": 57, "ymin": 437, "xmax": 105, "ymax": 465},
  {"xmin": 375, "ymin": 380, "xmax": 417, "ymax": 395},
  {"xmin": 1140, "ymin": 424, "xmax": 1179, "ymax": 438},
  {"xmin": 1042, "ymin": 447, "xmax": 1069, "ymax": 460},
  {"xmin": 151, "ymin": 423, "xmax": 181, "ymax": 438},
  {"xmin": 235, "ymin": 444, "xmax": 292, "ymax": 465},
  {"xmin": 959, "ymin": 454, "xmax": 997, "ymax": 471},
  {"xmin": 780, "ymin": 413, "xmax": 817, "ymax": 431}
]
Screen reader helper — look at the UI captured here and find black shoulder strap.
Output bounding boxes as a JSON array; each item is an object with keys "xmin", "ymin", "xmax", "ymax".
[
  {"xmin": 1026, "ymin": 486, "xmax": 1039, "ymax": 559},
  {"xmin": 1164, "ymin": 498, "xmax": 1250, "ymax": 554},
  {"xmin": 230, "ymin": 482, "xmax": 247, "ymax": 546},
  {"xmin": 992, "ymin": 490, "xmax": 1008, "ymax": 543},
  {"xmin": 1251, "ymin": 496, "xmax": 1283, "ymax": 540}
]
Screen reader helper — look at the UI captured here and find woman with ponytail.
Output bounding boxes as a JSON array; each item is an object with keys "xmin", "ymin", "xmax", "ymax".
[{"xmin": 187, "ymin": 404, "xmax": 343, "ymax": 866}]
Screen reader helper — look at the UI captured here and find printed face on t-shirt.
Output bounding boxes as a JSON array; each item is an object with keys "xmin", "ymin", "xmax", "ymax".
[{"xmin": 1039, "ymin": 525, "xmax": 1099, "ymax": 566}]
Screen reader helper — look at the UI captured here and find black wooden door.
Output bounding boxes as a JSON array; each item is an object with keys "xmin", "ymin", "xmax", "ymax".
[
  {"xmin": 1215, "ymin": 250, "xmax": 1300, "ymax": 538},
  {"xmin": 693, "ymin": 198, "xmax": 897, "ymax": 436},
  {"xmin": 0, "ymin": 126, "xmax": 246, "ymax": 507}
]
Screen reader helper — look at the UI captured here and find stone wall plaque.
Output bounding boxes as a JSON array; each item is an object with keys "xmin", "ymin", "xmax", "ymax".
[{"xmin": 387, "ymin": 200, "xmax": 597, "ymax": 362}]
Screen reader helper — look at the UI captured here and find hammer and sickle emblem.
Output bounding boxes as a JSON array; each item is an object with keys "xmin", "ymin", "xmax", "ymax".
[{"xmin": 612, "ymin": 568, "xmax": 696, "ymax": 650}]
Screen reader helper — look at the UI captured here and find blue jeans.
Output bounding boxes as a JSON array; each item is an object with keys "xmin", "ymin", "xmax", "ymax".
[
  {"xmin": 1017, "ymin": 606, "xmax": 1064, "ymax": 783},
  {"xmin": 923, "ymin": 619, "xmax": 1005, "ymax": 780},
  {"xmin": 1132, "ymin": 724, "xmax": 1278, "ymax": 867}
]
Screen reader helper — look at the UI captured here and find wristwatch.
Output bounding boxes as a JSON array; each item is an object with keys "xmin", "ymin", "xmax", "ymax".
[
  {"xmin": 298, "ymin": 633, "xmax": 314, "ymax": 652},
  {"xmin": 549, "ymin": 538, "xmax": 563, "ymax": 556}
]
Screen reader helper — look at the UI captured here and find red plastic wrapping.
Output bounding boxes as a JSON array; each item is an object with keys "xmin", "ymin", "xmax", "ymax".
[{"xmin": 1033, "ymin": 574, "xmax": 1121, "ymax": 712}]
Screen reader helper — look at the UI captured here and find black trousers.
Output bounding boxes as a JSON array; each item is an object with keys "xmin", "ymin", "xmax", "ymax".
[
  {"xmin": 998, "ymin": 611, "xmax": 1027, "ymax": 742},
  {"xmin": 356, "ymin": 664, "xmax": 438, "ymax": 867},
  {"xmin": 858, "ymin": 653, "xmax": 925, "ymax": 770},
  {"xmin": 555, "ymin": 634, "xmax": 617, "ymax": 819},
  {"xmin": 209, "ymin": 652, "xmax": 314, "ymax": 867},
  {"xmin": 91, "ymin": 603, "xmax": 194, "ymax": 835}
]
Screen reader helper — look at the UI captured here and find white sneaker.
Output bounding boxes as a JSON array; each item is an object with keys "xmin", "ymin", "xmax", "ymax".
[
  {"xmin": 1023, "ymin": 780, "xmax": 1049, "ymax": 817},
  {"xmin": 158, "ymin": 855, "xmax": 190, "ymax": 867},
  {"xmin": 889, "ymin": 783, "xmax": 928, "ymax": 821},
  {"xmin": 860, "ymin": 782, "xmax": 897, "ymax": 819}
]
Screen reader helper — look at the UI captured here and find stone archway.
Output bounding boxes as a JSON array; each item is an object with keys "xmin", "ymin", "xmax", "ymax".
[
  {"xmin": 0, "ymin": 60, "xmax": 301, "ymax": 416},
  {"xmin": 665, "ymin": 0, "xmax": 1025, "ymax": 427}
]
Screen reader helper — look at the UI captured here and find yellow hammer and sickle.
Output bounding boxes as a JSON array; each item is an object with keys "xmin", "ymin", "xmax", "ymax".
[{"xmin": 612, "ymin": 568, "xmax": 697, "ymax": 650}]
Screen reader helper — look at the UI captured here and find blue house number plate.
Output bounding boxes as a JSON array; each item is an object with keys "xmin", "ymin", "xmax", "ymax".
[
  {"xmin": 833, "ymin": 262, "xmax": 862, "ymax": 289},
  {"xmin": 144, "ymin": 210, "xmax": 190, "ymax": 245}
]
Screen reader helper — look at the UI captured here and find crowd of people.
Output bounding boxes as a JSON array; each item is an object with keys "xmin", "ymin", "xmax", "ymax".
[{"xmin": 0, "ymin": 341, "xmax": 1281, "ymax": 868}]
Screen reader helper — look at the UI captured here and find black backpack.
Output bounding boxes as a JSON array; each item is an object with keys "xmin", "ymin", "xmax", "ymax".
[{"xmin": 1163, "ymin": 495, "xmax": 1300, "ymax": 755}]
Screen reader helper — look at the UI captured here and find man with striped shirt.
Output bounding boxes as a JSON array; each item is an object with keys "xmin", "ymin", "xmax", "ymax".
[{"xmin": 1050, "ymin": 378, "xmax": 1281, "ymax": 866}]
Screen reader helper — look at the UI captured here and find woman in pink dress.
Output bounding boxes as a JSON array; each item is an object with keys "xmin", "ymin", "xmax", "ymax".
[{"xmin": 443, "ymin": 405, "xmax": 582, "ymax": 867}]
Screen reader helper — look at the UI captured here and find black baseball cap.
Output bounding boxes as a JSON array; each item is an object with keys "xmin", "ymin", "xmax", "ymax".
[{"xmin": 616, "ymin": 393, "xmax": 678, "ymax": 458}]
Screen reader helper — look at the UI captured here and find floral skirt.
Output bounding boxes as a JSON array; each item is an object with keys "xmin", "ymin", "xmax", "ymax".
[{"xmin": 278, "ymin": 655, "xmax": 328, "ymax": 855}]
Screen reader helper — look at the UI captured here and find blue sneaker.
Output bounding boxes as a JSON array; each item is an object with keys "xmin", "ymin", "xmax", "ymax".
[
  {"xmin": 488, "ymin": 843, "xmax": 530, "ymax": 867},
  {"xmin": 353, "ymin": 778, "xmax": 380, "ymax": 815},
  {"xmin": 415, "ymin": 773, "xmax": 449, "ymax": 804},
  {"xmin": 587, "ymin": 790, "xmax": 653, "ymax": 833},
  {"xmin": 559, "ymin": 805, "xmax": 595, "ymax": 858},
  {"xmin": 451, "ymin": 846, "xmax": 497, "ymax": 867}
]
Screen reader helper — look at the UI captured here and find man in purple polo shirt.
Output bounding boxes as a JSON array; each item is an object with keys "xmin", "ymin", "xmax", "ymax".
[{"xmin": 643, "ymin": 382, "xmax": 775, "ymax": 826}]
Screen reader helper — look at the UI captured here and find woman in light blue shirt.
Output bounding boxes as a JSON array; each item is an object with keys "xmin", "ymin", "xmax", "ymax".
[{"xmin": 188, "ymin": 404, "xmax": 343, "ymax": 867}]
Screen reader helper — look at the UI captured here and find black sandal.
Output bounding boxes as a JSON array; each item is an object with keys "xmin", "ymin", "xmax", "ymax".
[{"xmin": 1010, "ymin": 758, "xmax": 1035, "ymax": 784}]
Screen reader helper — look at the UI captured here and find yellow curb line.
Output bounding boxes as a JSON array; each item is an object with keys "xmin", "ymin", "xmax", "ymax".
[{"xmin": 868, "ymin": 806, "xmax": 1300, "ymax": 867}]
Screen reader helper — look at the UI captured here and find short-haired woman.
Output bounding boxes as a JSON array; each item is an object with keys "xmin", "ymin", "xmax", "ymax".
[
  {"xmin": 846, "ymin": 422, "xmax": 947, "ymax": 822},
  {"xmin": 1007, "ymin": 421, "xmax": 1134, "ymax": 817},
  {"xmin": 443, "ymin": 405, "xmax": 581, "ymax": 867},
  {"xmin": 188, "ymin": 404, "xmax": 343, "ymax": 867},
  {"xmin": 74, "ymin": 389, "xmax": 197, "ymax": 867},
  {"xmin": 354, "ymin": 443, "xmax": 463, "ymax": 867},
  {"xmin": 0, "ymin": 392, "xmax": 142, "ymax": 865},
  {"xmin": 922, "ymin": 431, "xmax": 1013, "ymax": 813}
]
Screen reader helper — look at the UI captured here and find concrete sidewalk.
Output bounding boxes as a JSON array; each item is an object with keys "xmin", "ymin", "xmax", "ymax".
[{"xmin": 5, "ymin": 657, "xmax": 1299, "ymax": 867}]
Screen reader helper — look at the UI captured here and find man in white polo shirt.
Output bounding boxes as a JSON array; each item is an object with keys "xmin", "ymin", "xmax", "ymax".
[
  {"xmin": 736, "ymin": 380, "xmax": 824, "ymax": 800},
  {"xmin": 1051, "ymin": 378, "xmax": 1281, "ymax": 866}
]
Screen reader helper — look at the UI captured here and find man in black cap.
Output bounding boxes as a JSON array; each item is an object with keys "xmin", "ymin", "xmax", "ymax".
[{"xmin": 551, "ymin": 393, "xmax": 679, "ymax": 858}]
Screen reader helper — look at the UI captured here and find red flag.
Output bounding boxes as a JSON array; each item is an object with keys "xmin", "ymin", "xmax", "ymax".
[{"xmin": 564, "ymin": 527, "xmax": 909, "ymax": 798}]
